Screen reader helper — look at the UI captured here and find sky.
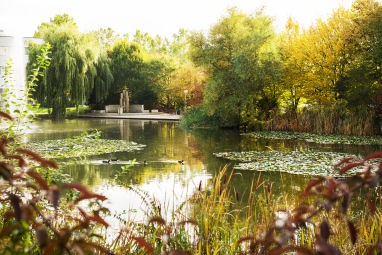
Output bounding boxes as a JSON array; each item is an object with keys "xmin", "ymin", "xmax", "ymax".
[{"xmin": 0, "ymin": 0, "xmax": 355, "ymax": 38}]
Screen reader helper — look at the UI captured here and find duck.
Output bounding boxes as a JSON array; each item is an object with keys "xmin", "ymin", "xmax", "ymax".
[
  {"xmin": 177, "ymin": 160, "xmax": 184, "ymax": 165},
  {"xmin": 136, "ymin": 160, "xmax": 147, "ymax": 165},
  {"xmin": 102, "ymin": 159, "xmax": 111, "ymax": 164}
]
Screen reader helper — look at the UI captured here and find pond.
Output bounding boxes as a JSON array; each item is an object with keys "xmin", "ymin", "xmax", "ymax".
[{"xmin": 28, "ymin": 118, "xmax": 382, "ymax": 223}]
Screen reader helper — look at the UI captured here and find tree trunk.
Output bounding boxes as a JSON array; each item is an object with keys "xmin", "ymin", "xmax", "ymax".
[{"xmin": 51, "ymin": 97, "xmax": 66, "ymax": 121}]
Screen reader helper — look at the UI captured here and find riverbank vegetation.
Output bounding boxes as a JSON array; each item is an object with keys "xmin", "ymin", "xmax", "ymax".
[
  {"xmin": 25, "ymin": 0, "xmax": 381, "ymax": 135},
  {"xmin": 185, "ymin": 0, "xmax": 382, "ymax": 134}
]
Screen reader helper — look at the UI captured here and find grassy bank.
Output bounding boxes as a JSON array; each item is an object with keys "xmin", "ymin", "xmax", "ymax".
[{"xmin": 31, "ymin": 105, "xmax": 90, "ymax": 118}]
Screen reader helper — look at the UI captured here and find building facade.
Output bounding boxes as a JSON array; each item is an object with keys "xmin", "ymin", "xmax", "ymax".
[{"xmin": 0, "ymin": 29, "xmax": 43, "ymax": 106}]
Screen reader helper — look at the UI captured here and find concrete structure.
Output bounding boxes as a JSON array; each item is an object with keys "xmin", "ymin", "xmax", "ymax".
[
  {"xmin": 79, "ymin": 112, "xmax": 181, "ymax": 121},
  {"xmin": 129, "ymin": 104, "xmax": 145, "ymax": 113},
  {"xmin": 0, "ymin": 29, "xmax": 43, "ymax": 106},
  {"xmin": 105, "ymin": 105, "xmax": 120, "ymax": 113},
  {"xmin": 105, "ymin": 104, "xmax": 147, "ymax": 113}
]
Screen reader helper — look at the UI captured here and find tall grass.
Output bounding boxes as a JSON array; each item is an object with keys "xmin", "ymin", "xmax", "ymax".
[
  {"xmin": 267, "ymin": 103, "xmax": 378, "ymax": 135},
  {"xmin": 110, "ymin": 160, "xmax": 382, "ymax": 254},
  {"xmin": 111, "ymin": 168, "xmax": 301, "ymax": 254}
]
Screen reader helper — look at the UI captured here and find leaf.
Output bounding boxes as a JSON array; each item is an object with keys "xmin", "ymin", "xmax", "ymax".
[
  {"xmin": 315, "ymin": 239, "xmax": 341, "ymax": 255},
  {"xmin": 43, "ymin": 240, "xmax": 59, "ymax": 255},
  {"xmin": 76, "ymin": 193, "xmax": 107, "ymax": 203},
  {"xmin": 78, "ymin": 207, "xmax": 109, "ymax": 227},
  {"xmin": 48, "ymin": 186, "xmax": 60, "ymax": 209},
  {"xmin": 320, "ymin": 221, "xmax": 331, "ymax": 242},
  {"xmin": 41, "ymin": 159, "xmax": 58, "ymax": 169},
  {"xmin": 0, "ymin": 111, "xmax": 13, "ymax": 121},
  {"xmin": 0, "ymin": 225, "xmax": 17, "ymax": 238},
  {"xmin": 132, "ymin": 236, "xmax": 154, "ymax": 253},
  {"xmin": 148, "ymin": 216, "xmax": 166, "ymax": 225},
  {"xmin": 347, "ymin": 220, "xmax": 357, "ymax": 245},
  {"xmin": 364, "ymin": 151, "xmax": 382, "ymax": 161},
  {"xmin": 0, "ymin": 163, "xmax": 12, "ymax": 180},
  {"xmin": 27, "ymin": 170, "xmax": 49, "ymax": 191},
  {"xmin": 300, "ymin": 177, "xmax": 325, "ymax": 197},
  {"xmin": 255, "ymin": 172, "xmax": 262, "ymax": 189},
  {"xmin": 16, "ymin": 148, "xmax": 44, "ymax": 162},
  {"xmin": 36, "ymin": 226, "xmax": 49, "ymax": 248},
  {"xmin": 335, "ymin": 157, "xmax": 356, "ymax": 167},
  {"xmin": 17, "ymin": 149, "xmax": 58, "ymax": 169},
  {"xmin": 341, "ymin": 193, "xmax": 350, "ymax": 214},
  {"xmin": 88, "ymin": 215, "xmax": 109, "ymax": 227},
  {"xmin": 177, "ymin": 219, "xmax": 198, "ymax": 227},
  {"xmin": 6, "ymin": 155, "xmax": 27, "ymax": 167},
  {"xmin": 167, "ymin": 249, "xmax": 192, "ymax": 255},
  {"xmin": 72, "ymin": 240, "xmax": 111, "ymax": 254},
  {"xmin": 21, "ymin": 204, "xmax": 34, "ymax": 221},
  {"xmin": 268, "ymin": 246, "xmax": 314, "ymax": 255},
  {"xmin": 62, "ymin": 183, "xmax": 107, "ymax": 202},
  {"xmin": 0, "ymin": 138, "xmax": 8, "ymax": 155},
  {"xmin": 63, "ymin": 183, "xmax": 89, "ymax": 194},
  {"xmin": 339, "ymin": 162, "xmax": 364, "ymax": 175},
  {"xmin": 236, "ymin": 236, "xmax": 255, "ymax": 245},
  {"xmin": 8, "ymin": 193, "xmax": 21, "ymax": 221},
  {"xmin": 366, "ymin": 192, "xmax": 376, "ymax": 215}
]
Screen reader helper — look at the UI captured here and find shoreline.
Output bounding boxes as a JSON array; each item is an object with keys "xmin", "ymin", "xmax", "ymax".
[{"xmin": 77, "ymin": 112, "xmax": 181, "ymax": 121}]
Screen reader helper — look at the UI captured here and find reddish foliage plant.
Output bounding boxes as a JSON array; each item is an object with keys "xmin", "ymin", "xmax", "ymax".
[
  {"xmin": 238, "ymin": 152, "xmax": 382, "ymax": 254},
  {"xmin": 0, "ymin": 111, "xmax": 113, "ymax": 254}
]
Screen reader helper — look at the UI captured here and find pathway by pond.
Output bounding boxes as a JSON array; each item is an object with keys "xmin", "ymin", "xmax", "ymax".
[{"xmin": 28, "ymin": 118, "xmax": 382, "ymax": 222}]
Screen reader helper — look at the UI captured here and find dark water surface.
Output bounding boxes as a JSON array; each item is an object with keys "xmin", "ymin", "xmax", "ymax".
[{"xmin": 28, "ymin": 118, "xmax": 381, "ymax": 221}]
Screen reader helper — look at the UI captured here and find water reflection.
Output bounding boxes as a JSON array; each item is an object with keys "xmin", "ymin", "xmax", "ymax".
[{"xmin": 29, "ymin": 118, "xmax": 381, "ymax": 223}]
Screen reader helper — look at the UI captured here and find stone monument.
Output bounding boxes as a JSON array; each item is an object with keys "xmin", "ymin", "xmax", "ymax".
[{"xmin": 118, "ymin": 89, "xmax": 129, "ymax": 114}]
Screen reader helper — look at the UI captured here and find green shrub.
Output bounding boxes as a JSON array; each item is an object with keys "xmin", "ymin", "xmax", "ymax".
[{"xmin": 180, "ymin": 106, "xmax": 222, "ymax": 128}]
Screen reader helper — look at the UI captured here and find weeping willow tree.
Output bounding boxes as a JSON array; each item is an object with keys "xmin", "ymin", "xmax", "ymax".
[
  {"xmin": 31, "ymin": 14, "xmax": 99, "ymax": 120},
  {"xmin": 89, "ymin": 53, "xmax": 114, "ymax": 108}
]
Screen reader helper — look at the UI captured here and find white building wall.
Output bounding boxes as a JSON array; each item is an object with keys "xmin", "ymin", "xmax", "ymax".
[{"xmin": 0, "ymin": 30, "xmax": 43, "ymax": 107}]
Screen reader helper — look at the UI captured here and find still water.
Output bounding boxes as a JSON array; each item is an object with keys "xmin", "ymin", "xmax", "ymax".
[{"xmin": 29, "ymin": 118, "xmax": 381, "ymax": 221}]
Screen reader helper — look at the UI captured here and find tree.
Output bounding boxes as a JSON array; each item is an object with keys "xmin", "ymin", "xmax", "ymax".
[
  {"xmin": 278, "ymin": 18, "xmax": 310, "ymax": 116},
  {"xmin": 189, "ymin": 8, "xmax": 279, "ymax": 127},
  {"xmin": 31, "ymin": 14, "xmax": 99, "ymax": 120},
  {"xmin": 297, "ymin": 7, "xmax": 356, "ymax": 104},
  {"xmin": 140, "ymin": 58, "xmax": 174, "ymax": 109},
  {"xmin": 88, "ymin": 53, "xmax": 114, "ymax": 109},
  {"xmin": 345, "ymin": 0, "xmax": 382, "ymax": 108},
  {"xmin": 160, "ymin": 61, "xmax": 205, "ymax": 111},
  {"xmin": 109, "ymin": 39, "xmax": 144, "ymax": 104},
  {"xmin": 91, "ymin": 27, "xmax": 119, "ymax": 49}
]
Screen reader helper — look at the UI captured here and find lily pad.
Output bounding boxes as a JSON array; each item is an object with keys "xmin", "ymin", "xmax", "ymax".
[
  {"xmin": 27, "ymin": 132, "xmax": 145, "ymax": 160},
  {"xmin": 244, "ymin": 131, "xmax": 382, "ymax": 145},
  {"xmin": 213, "ymin": 151, "xmax": 365, "ymax": 176}
]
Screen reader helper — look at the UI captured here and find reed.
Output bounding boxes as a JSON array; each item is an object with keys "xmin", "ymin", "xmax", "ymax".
[
  {"xmin": 107, "ymin": 158, "xmax": 382, "ymax": 254},
  {"xmin": 267, "ymin": 103, "xmax": 378, "ymax": 136}
]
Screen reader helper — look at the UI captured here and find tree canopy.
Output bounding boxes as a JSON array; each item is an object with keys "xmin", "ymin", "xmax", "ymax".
[
  {"xmin": 31, "ymin": 14, "xmax": 100, "ymax": 120},
  {"xmin": 189, "ymin": 8, "xmax": 280, "ymax": 127},
  {"xmin": 27, "ymin": 2, "xmax": 382, "ymax": 134}
]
